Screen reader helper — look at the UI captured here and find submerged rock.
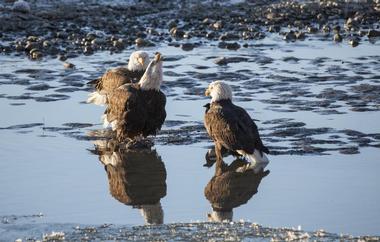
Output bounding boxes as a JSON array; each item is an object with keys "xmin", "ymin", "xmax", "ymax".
[
  {"xmin": 368, "ymin": 29, "xmax": 380, "ymax": 38},
  {"xmin": 12, "ymin": 0, "xmax": 30, "ymax": 13}
]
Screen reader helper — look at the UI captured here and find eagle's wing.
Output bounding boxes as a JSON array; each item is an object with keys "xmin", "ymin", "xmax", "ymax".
[
  {"xmin": 141, "ymin": 90, "xmax": 166, "ymax": 136},
  {"xmin": 234, "ymin": 105, "xmax": 269, "ymax": 154},
  {"xmin": 106, "ymin": 84, "xmax": 147, "ymax": 139},
  {"xmin": 205, "ymin": 104, "xmax": 269, "ymax": 155},
  {"xmin": 96, "ymin": 67, "xmax": 134, "ymax": 93}
]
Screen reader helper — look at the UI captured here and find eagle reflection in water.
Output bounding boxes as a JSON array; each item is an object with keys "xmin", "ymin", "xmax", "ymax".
[
  {"xmin": 204, "ymin": 147, "xmax": 269, "ymax": 222},
  {"xmin": 90, "ymin": 139, "xmax": 167, "ymax": 225}
]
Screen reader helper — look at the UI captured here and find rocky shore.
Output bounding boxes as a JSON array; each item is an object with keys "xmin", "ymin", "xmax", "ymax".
[{"xmin": 0, "ymin": 0, "xmax": 379, "ymax": 60}]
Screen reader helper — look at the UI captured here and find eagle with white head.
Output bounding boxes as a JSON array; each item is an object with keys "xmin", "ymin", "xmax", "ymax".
[
  {"xmin": 204, "ymin": 81, "xmax": 270, "ymax": 175},
  {"xmin": 103, "ymin": 52, "xmax": 166, "ymax": 142},
  {"xmin": 87, "ymin": 51, "xmax": 150, "ymax": 106}
]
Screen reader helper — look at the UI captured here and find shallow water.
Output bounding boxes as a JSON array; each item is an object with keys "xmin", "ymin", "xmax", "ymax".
[{"xmin": 1, "ymin": 35, "xmax": 380, "ymax": 238}]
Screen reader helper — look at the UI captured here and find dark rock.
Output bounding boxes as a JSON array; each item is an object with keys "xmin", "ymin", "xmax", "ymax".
[
  {"xmin": 368, "ymin": 30, "xmax": 380, "ymax": 38},
  {"xmin": 63, "ymin": 62, "xmax": 75, "ymax": 69},
  {"xmin": 135, "ymin": 38, "xmax": 155, "ymax": 47},
  {"xmin": 170, "ymin": 27, "xmax": 185, "ymax": 38},
  {"xmin": 225, "ymin": 42, "xmax": 240, "ymax": 50},
  {"xmin": 307, "ymin": 26, "xmax": 318, "ymax": 34},
  {"xmin": 295, "ymin": 32, "xmax": 306, "ymax": 40},
  {"xmin": 219, "ymin": 33, "xmax": 239, "ymax": 41},
  {"xmin": 181, "ymin": 43, "xmax": 195, "ymax": 51},
  {"xmin": 322, "ymin": 25, "xmax": 330, "ymax": 33},
  {"xmin": 283, "ymin": 31, "xmax": 296, "ymax": 41},
  {"xmin": 268, "ymin": 25, "xmax": 280, "ymax": 33},
  {"xmin": 333, "ymin": 25, "xmax": 341, "ymax": 33},
  {"xmin": 333, "ymin": 33, "xmax": 342, "ymax": 42},
  {"xmin": 349, "ymin": 37, "xmax": 359, "ymax": 47},
  {"xmin": 212, "ymin": 21, "xmax": 223, "ymax": 30}
]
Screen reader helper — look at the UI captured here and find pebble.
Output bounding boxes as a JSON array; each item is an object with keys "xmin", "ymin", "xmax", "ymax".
[
  {"xmin": 348, "ymin": 37, "xmax": 359, "ymax": 47},
  {"xmin": 135, "ymin": 38, "xmax": 154, "ymax": 47},
  {"xmin": 170, "ymin": 27, "xmax": 185, "ymax": 38},
  {"xmin": 63, "ymin": 62, "xmax": 75, "ymax": 69},
  {"xmin": 12, "ymin": 0, "xmax": 30, "ymax": 13},
  {"xmin": 181, "ymin": 43, "xmax": 195, "ymax": 51},
  {"xmin": 367, "ymin": 29, "xmax": 380, "ymax": 38},
  {"xmin": 333, "ymin": 33, "xmax": 343, "ymax": 42}
]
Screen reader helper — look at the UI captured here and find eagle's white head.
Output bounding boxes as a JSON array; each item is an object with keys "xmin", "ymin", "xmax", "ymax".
[
  {"xmin": 139, "ymin": 52, "xmax": 163, "ymax": 91},
  {"xmin": 128, "ymin": 51, "xmax": 150, "ymax": 72},
  {"xmin": 205, "ymin": 81, "xmax": 233, "ymax": 103}
]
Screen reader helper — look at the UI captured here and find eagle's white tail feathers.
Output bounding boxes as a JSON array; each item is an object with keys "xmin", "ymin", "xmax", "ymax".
[
  {"xmin": 247, "ymin": 150, "xmax": 269, "ymax": 173},
  {"xmin": 110, "ymin": 121, "xmax": 118, "ymax": 131},
  {"xmin": 87, "ymin": 91, "xmax": 107, "ymax": 106},
  {"xmin": 93, "ymin": 139, "xmax": 108, "ymax": 148},
  {"xmin": 101, "ymin": 114, "xmax": 118, "ymax": 130},
  {"xmin": 100, "ymin": 152, "xmax": 119, "ymax": 166},
  {"xmin": 101, "ymin": 114, "xmax": 110, "ymax": 128},
  {"xmin": 237, "ymin": 149, "xmax": 269, "ymax": 173}
]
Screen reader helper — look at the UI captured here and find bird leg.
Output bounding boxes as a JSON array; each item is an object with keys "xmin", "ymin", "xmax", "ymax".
[{"xmin": 214, "ymin": 143, "xmax": 228, "ymax": 176}]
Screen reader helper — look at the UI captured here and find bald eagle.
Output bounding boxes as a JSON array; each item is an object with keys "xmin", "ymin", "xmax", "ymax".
[
  {"xmin": 103, "ymin": 52, "xmax": 166, "ymax": 142},
  {"xmin": 87, "ymin": 51, "xmax": 150, "ymax": 106},
  {"xmin": 204, "ymin": 81, "xmax": 269, "ymax": 175}
]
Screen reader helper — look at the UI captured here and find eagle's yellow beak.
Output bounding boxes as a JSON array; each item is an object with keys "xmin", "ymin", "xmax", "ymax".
[
  {"xmin": 205, "ymin": 87, "xmax": 211, "ymax": 96},
  {"xmin": 137, "ymin": 57, "xmax": 145, "ymax": 67},
  {"xmin": 154, "ymin": 52, "xmax": 162, "ymax": 62}
]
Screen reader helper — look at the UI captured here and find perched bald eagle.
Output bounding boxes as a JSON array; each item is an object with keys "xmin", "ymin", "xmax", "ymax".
[
  {"xmin": 87, "ymin": 51, "xmax": 150, "ymax": 106},
  {"xmin": 204, "ymin": 81, "xmax": 269, "ymax": 175},
  {"xmin": 103, "ymin": 52, "xmax": 166, "ymax": 142}
]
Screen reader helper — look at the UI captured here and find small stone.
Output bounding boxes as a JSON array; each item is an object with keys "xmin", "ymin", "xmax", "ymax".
[
  {"xmin": 30, "ymin": 51, "xmax": 42, "ymax": 60},
  {"xmin": 206, "ymin": 32, "xmax": 216, "ymax": 39},
  {"xmin": 27, "ymin": 36, "xmax": 39, "ymax": 42},
  {"xmin": 283, "ymin": 31, "xmax": 296, "ymax": 41},
  {"xmin": 225, "ymin": 42, "xmax": 240, "ymax": 50},
  {"xmin": 212, "ymin": 21, "xmax": 223, "ymax": 30},
  {"xmin": 332, "ymin": 25, "xmax": 341, "ymax": 33},
  {"xmin": 170, "ymin": 27, "xmax": 185, "ymax": 38},
  {"xmin": 368, "ymin": 30, "xmax": 380, "ymax": 38},
  {"xmin": 349, "ymin": 38, "xmax": 359, "ymax": 47},
  {"xmin": 58, "ymin": 54, "xmax": 67, "ymax": 61},
  {"xmin": 42, "ymin": 40, "xmax": 51, "ymax": 48},
  {"xmin": 12, "ymin": 0, "xmax": 30, "ymax": 13},
  {"xmin": 333, "ymin": 33, "xmax": 342, "ymax": 42},
  {"xmin": 307, "ymin": 26, "xmax": 318, "ymax": 34},
  {"xmin": 214, "ymin": 57, "xmax": 228, "ymax": 65},
  {"xmin": 268, "ymin": 25, "xmax": 280, "ymax": 33},
  {"xmin": 15, "ymin": 43, "xmax": 24, "ymax": 52},
  {"xmin": 295, "ymin": 32, "xmax": 306, "ymax": 40},
  {"xmin": 181, "ymin": 43, "xmax": 195, "ymax": 51},
  {"xmin": 167, "ymin": 20, "xmax": 177, "ymax": 30},
  {"xmin": 135, "ymin": 38, "xmax": 154, "ymax": 47},
  {"xmin": 218, "ymin": 41, "xmax": 227, "ymax": 49},
  {"xmin": 113, "ymin": 39, "xmax": 124, "ymax": 49},
  {"xmin": 219, "ymin": 33, "xmax": 239, "ymax": 41},
  {"xmin": 63, "ymin": 62, "xmax": 75, "ymax": 69},
  {"xmin": 322, "ymin": 25, "xmax": 330, "ymax": 33},
  {"xmin": 24, "ymin": 42, "xmax": 39, "ymax": 51},
  {"xmin": 83, "ymin": 46, "xmax": 93, "ymax": 55}
]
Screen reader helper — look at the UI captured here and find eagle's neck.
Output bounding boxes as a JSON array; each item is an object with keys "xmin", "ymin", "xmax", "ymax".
[
  {"xmin": 139, "ymin": 78, "xmax": 161, "ymax": 91},
  {"xmin": 138, "ymin": 62, "xmax": 163, "ymax": 91},
  {"xmin": 211, "ymin": 98, "xmax": 233, "ymax": 105}
]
